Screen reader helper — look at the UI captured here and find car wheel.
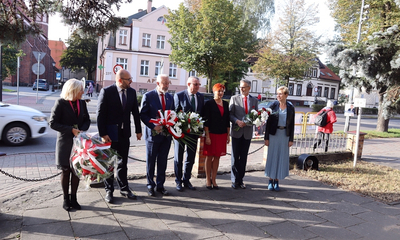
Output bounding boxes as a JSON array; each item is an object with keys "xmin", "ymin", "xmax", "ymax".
[{"xmin": 2, "ymin": 123, "xmax": 30, "ymax": 146}]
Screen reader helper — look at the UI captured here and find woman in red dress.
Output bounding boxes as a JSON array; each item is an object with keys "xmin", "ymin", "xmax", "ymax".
[{"xmin": 203, "ymin": 83, "xmax": 230, "ymax": 189}]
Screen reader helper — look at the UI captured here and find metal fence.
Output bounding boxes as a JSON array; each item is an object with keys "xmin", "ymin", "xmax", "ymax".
[{"xmin": 290, "ymin": 132, "xmax": 348, "ymax": 155}]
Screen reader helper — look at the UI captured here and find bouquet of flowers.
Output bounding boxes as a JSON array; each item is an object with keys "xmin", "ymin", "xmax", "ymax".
[
  {"xmin": 150, "ymin": 110, "xmax": 184, "ymax": 139},
  {"xmin": 234, "ymin": 107, "xmax": 272, "ymax": 131},
  {"xmin": 70, "ymin": 132, "xmax": 119, "ymax": 188},
  {"xmin": 176, "ymin": 111, "xmax": 205, "ymax": 135}
]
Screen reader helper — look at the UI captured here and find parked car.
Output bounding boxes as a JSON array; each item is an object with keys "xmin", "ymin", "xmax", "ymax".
[
  {"xmin": 258, "ymin": 101, "xmax": 273, "ymax": 110},
  {"xmin": 0, "ymin": 102, "xmax": 48, "ymax": 146},
  {"xmin": 203, "ymin": 93, "xmax": 231, "ymax": 102},
  {"xmin": 32, "ymin": 79, "xmax": 49, "ymax": 91}
]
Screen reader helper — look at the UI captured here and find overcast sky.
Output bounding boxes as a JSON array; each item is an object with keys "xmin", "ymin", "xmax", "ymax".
[{"xmin": 48, "ymin": 0, "xmax": 335, "ymax": 61}]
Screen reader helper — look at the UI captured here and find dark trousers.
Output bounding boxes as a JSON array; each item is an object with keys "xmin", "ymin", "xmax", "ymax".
[
  {"xmin": 231, "ymin": 136, "xmax": 251, "ymax": 184},
  {"xmin": 146, "ymin": 138, "xmax": 172, "ymax": 190},
  {"xmin": 104, "ymin": 129, "xmax": 130, "ymax": 193},
  {"xmin": 173, "ymin": 135, "xmax": 198, "ymax": 185},
  {"xmin": 313, "ymin": 132, "xmax": 330, "ymax": 152}
]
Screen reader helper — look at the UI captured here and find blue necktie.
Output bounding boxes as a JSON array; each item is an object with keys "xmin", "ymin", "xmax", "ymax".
[{"xmin": 122, "ymin": 89, "xmax": 126, "ymax": 110}]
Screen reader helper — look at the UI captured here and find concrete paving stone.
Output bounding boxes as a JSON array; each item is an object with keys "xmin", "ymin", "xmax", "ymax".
[
  {"xmin": 287, "ymin": 199, "xmax": 336, "ymax": 213},
  {"xmin": 347, "ymin": 221, "xmax": 400, "ymax": 240},
  {"xmin": 255, "ymin": 198, "xmax": 298, "ymax": 214},
  {"xmin": 215, "ymin": 220, "xmax": 272, "ymax": 239},
  {"xmin": 153, "ymin": 205, "xmax": 199, "ymax": 225},
  {"xmin": 0, "ymin": 212, "xmax": 23, "ymax": 240},
  {"xmin": 120, "ymin": 217, "xmax": 171, "ymax": 239},
  {"xmin": 168, "ymin": 220, "xmax": 223, "ymax": 240},
  {"xmin": 69, "ymin": 192, "xmax": 113, "ymax": 220},
  {"xmin": 220, "ymin": 196, "xmax": 266, "ymax": 213},
  {"xmin": 129, "ymin": 232, "xmax": 180, "ymax": 240},
  {"xmin": 200, "ymin": 235, "xmax": 231, "ymax": 240},
  {"xmin": 196, "ymin": 207, "xmax": 241, "ymax": 226},
  {"xmin": 261, "ymin": 221, "xmax": 317, "ymax": 239},
  {"xmin": 237, "ymin": 208, "xmax": 285, "ymax": 227},
  {"xmin": 71, "ymin": 215, "xmax": 122, "ymax": 238},
  {"xmin": 111, "ymin": 202, "xmax": 158, "ymax": 223},
  {"xmin": 307, "ymin": 221, "xmax": 362, "ymax": 240},
  {"xmin": 143, "ymin": 196, "xmax": 186, "ymax": 211},
  {"xmin": 298, "ymin": 189, "xmax": 344, "ymax": 203},
  {"xmin": 354, "ymin": 210, "xmax": 400, "ymax": 226},
  {"xmin": 21, "ymin": 220, "xmax": 74, "ymax": 240},
  {"xmin": 329, "ymin": 200, "xmax": 371, "ymax": 215},
  {"xmin": 315, "ymin": 210, "xmax": 366, "ymax": 228},
  {"xmin": 277, "ymin": 210, "xmax": 327, "ymax": 228},
  {"xmin": 287, "ymin": 174, "xmax": 325, "ymax": 188},
  {"xmin": 78, "ymin": 230, "xmax": 129, "ymax": 240},
  {"xmin": 175, "ymin": 194, "xmax": 223, "ymax": 212},
  {"xmin": 22, "ymin": 206, "xmax": 70, "ymax": 226},
  {"xmin": 360, "ymin": 201, "xmax": 400, "ymax": 216}
]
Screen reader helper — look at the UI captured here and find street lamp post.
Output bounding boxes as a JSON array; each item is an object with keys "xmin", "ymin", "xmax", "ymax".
[{"xmin": 52, "ymin": 62, "xmax": 56, "ymax": 92}]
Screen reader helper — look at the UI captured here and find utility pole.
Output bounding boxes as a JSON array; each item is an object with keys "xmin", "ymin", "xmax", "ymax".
[{"xmin": 0, "ymin": 43, "xmax": 3, "ymax": 102}]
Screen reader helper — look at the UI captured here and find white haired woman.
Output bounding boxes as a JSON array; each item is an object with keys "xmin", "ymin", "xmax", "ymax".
[{"xmin": 49, "ymin": 79, "xmax": 91, "ymax": 211}]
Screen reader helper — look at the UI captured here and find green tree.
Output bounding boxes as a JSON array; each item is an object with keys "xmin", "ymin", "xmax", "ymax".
[
  {"xmin": 252, "ymin": 0, "xmax": 320, "ymax": 86},
  {"xmin": 166, "ymin": 0, "xmax": 256, "ymax": 93},
  {"xmin": 60, "ymin": 31, "xmax": 97, "ymax": 80},
  {"xmin": 329, "ymin": 0, "xmax": 400, "ymax": 44},
  {"xmin": 1, "ymin": 44, "xmax": 24, "ymax": 81},
  {"xmin": 217, "ymin": 60, "xmax": 250, "ymax": 95},
  {"xmin": 328, "ymin": 25, "xmax": 400, "ymax": 132}
]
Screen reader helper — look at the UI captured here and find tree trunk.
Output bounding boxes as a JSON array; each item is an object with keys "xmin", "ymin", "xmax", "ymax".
[
  {"xmin": 376, "ymin": 93, "xmax": 389, "ymax": 132},
  {"xmin": 207, "ymin": 70, "xmax": 213, "ymax": 93}
]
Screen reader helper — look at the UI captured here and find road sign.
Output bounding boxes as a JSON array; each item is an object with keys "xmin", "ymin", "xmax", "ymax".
[
  {"xmin": 113, "ymin": 64, "xmax": 123, "ymax": 74},
  {"xmin": 32, "ymin": 63, "xmax": 45, "ymax": 75},
  {"xmin": 314, "ymin": 87, "xmax": 318, "ymax": 92},
  {"xmin": 32, "ymin": 51, "xmax": 46, "ymax": 62},
  {"xmin": 56, "ymin": 72, "xmax": 61, "ymax": 80},
  {"xmin": 354, "ymin": 98, "xmax": 367, "ymax": 108}
]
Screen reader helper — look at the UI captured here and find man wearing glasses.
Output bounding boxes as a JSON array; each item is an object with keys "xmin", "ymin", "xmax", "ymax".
[
  {"xmin": 229, "ymin": 80, "xmax": 258, "ymax": 189},
  {"xmin": 97, "ymin": 69, "xmax": 142, "ymax": 203},
  {"xmin": 173, "ymin": 76, "xmax": 205, "ymax": 191}
]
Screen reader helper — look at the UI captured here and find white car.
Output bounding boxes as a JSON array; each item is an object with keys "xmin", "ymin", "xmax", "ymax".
[{"xmin": 0, "ymin": 102, "xmax": 48, "ymax": 146}]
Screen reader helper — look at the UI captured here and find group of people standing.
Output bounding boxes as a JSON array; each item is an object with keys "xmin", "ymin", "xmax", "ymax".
[{"xmin": 49, "ymin": 69, "xmax": 296, "ymax": 211}]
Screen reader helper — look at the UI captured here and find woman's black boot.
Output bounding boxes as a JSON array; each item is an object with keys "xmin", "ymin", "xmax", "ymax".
[{"xmin": 70, "ymin": 194, "xmax": 81, "ymax": 210}]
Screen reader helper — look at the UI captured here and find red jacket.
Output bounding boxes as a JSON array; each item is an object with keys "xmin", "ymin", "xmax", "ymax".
[{"xmin": 317, "ymin": 107, "xmax": 337, "ymax": 133}]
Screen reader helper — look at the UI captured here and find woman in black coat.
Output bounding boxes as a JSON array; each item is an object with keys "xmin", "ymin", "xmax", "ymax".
[{"xmin": 49, "ymin": 79, "xmax": 90, "ymax": 211}]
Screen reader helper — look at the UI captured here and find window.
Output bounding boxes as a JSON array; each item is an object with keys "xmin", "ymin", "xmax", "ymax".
[
  {"xmin": 157, "ymin": 35, "xmax": 165, "ymax": 49},
  {"xmin": 317, "ymin": 86, "xmax": 322, "ymax": 97},
  {"xmin": 142, "ymin": 33, "xmax": 151, "ymax": 47},
  {"xmin": 330, "ymin": 88, "xmax": 336, "ymax": 99},
  {"xmin": 155, "ymin": 61, "xmax": 161, "ymax": 76},
  {"xmin": 189, "ymin": 70, "xmax": 197, "ymax": 77},
  {"xmin": 157, "ymin": 16, "xmax": 167, "ymax": 23},
  {"xmin": 288, "ymin": 83, "xmax": 294, "ymax": 95},
  {"xmin": 252, "ymin": 80, "xmax": 257, "ymax": 92},
  {"xmin": 324, "ymin": 87, "xmax": 329, "ymax": 98},
  {"xmin": 169, "ymin": 63, "xmax": 177, "ymax": 78},
  {"xmin": 296, "ymin": 84, "xmax": 302, "ymax": 96},
  {"xmin": 116, "ymin": 58, "xmax": 128, "ymax": 69},
  {"xmin": 140, "ymin": 60, "xmax": 149, "ymax": 76},
  {"xmin": 139, "ymin": 88, "xmax": 147, "ymax": 94},
  {"xmin": 306, "ymin": 83, "xmax": 313, "ymax": 96},
  {"xmin": 119, "ymin": 30, "xmax": 127, "ymax": 45},
  {"xmin": 313, "ymin": 68, "xmax": 317, "ymax": 77}
]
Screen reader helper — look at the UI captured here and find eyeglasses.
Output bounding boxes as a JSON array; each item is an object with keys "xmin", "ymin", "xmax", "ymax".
[
  {"xmin": 121, "ymin": 77, "xmax": 132, "ymax": 82},
  {"xmin": 239, "ymin": 86, "xmax": 249, "ymax": 90},
  {"xmin": 192, "ymin": 83, "xmax": 201, "ymax": 86}
]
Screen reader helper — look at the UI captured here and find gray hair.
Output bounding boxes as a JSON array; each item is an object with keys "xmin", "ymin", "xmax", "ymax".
[
  {"xmin": 326, "ymin": 100, "xmax": 334, "ymax": 108},
  {"xmin": 240, "ymin": 79, "xmax": 251, "ymax": 87},
  {"xmin": 188, "ymin": 76, "xmax": 200, "ymax": 83},
  {"xmin": 60, "ymin": 79, "xmax": 83, "ymax": 101},
  {"xmin": 157, "ymin": 74, "xmax": 169, "ymax": 83}
]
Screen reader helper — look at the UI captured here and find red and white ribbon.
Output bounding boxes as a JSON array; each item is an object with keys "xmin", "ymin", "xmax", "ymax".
[{"xmin": 149, "ymin": 110, "xmax": 184, "ymax": 139}]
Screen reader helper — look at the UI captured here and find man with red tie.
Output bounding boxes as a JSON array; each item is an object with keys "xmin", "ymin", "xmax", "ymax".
[
  {"xmin": 229, "ymin": 80, "xmax": 258, "ymax": 189},
  {"xmin": 140, "ymin": 74, "xmax": 174, "ymax": 196}
]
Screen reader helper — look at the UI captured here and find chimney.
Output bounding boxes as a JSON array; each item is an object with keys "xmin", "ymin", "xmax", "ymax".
[
  {"xmin": 138, "ymin": 9, "xmax": 143, "ymax": 12},
  {"xmin": 147, "ymin": 0, "xmax": 152, "ymax": 13}
]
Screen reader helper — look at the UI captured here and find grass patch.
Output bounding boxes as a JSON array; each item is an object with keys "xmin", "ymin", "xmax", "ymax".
[
  {"xmin": 363, "ymin": 128, "xmax": 400, "ymax": 139},
  {"xmin": 2, "ymin": 88, "xmax": 15, "ymax": 92},
  {"xmin": 291, "ymin": 159, "xmax": 400, "ymax": 204}
]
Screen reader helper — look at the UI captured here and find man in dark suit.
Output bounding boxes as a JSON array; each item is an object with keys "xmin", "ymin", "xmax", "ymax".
[
  {"xmin": 173, "ymin": 76, "xmax": 204, "ymax": 191},
  {"xmin": 140, "ymin": 74, "xmax": 174, "ymax": 196},
  {"xmin": 229, "ymin": 80, "xmax": 258, "ymax": 189},
  {"xmin": 97, "ymin": 69, "xmax": 142, "ymax": 203}
]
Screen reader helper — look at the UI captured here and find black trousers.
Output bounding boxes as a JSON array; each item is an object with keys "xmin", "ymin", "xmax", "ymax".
[
  {"xmin": 313, "ymin": 132, "xmax": 330, "ymax": 152},
  {"xmin": 104, "ymin": 128, "xmax": 130, "ymax": 193},
  {"xmin": 231, "ymin": 135, "xmax": 251, "ymax": 184}
]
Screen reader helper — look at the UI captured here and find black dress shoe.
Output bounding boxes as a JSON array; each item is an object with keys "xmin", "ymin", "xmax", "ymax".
[
  {"xmin": 212, "ymin": 185, "xmax": 219, "ymax": 190},
  {"xmin": 156, "ymin": 188, "xmax": 169, "ymax": 196},
  {"xmin": 206, "ymin": 185, "xmax": 213, "ymax": 190},
  {"xmin": 147, "ymin": 188, "xmax": 155, "ymax": 196},
  {"xmin": 105, "ymin": 192, "xmax": 114, "ymax": 203},
  {"xmin": 176, "ymin": 183, "xmax": 183, "ymax": 192},
  {"xmin": 231, "ymin": 183, "xmax": 238, "ymax": 189},
  {"xmin": 120, "ymin": 190, "xmax": 137, "ymax": 200},
  {"xmin": 183, "ymin": 181, "xmax": 196, "ymax": 190},
  {"xmin": 239, "ymin": 183, "xmax": 246, "ymax": 189}
]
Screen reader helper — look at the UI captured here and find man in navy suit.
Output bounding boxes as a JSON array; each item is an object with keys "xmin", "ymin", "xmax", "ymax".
[
  {"xmin": 97, "ymin": 69, "xmax": 142, "ymax": 203},
  {"xmin": 173, "ymin": 76, "xmax": 204, "ymax": 191},
  {"xmin": 140, "ymin": 74, "xmax": 174, "ymax": 196}
]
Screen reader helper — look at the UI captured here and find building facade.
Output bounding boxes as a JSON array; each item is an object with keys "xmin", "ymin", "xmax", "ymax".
[{"xmin": 96, "ymin": 1, "xmax": 207, "ymax": 94}]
